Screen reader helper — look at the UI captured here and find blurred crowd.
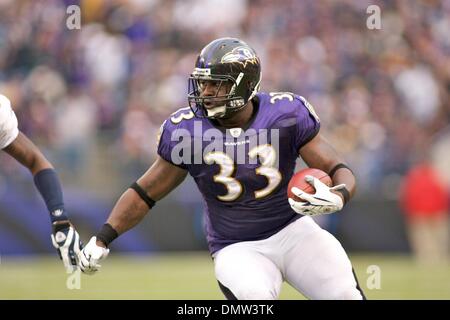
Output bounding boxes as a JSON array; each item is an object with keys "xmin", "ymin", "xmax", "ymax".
[{"xmin": 1, "ymin": 0, "xmax": 449, "ymax": 197}]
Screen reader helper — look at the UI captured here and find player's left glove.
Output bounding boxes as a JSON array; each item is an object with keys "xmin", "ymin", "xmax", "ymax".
[
  {"xmin": 288, "ymin": 175, "xmax": 346, "ymax": 216},
  {"xmin": 51, "ymin": 221, "xmax": 83, "ymax": 272}
]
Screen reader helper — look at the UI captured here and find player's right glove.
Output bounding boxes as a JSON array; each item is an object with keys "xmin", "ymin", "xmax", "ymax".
[{"xmin": 78, "ymin": 236, "xmax": 109, "ymax": 275}]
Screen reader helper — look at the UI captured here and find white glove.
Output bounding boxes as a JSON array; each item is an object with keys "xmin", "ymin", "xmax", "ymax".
[
  {"xmin": 51, "ymin": 221, "xmax": 83, "ymax": 273},
  {"xmin": 78, "ymin": 236, "xmax": 109, "ymax": 275},
  {"xmin": 288, "ymin": 175, "xmax": 346, "ymax": 216}
]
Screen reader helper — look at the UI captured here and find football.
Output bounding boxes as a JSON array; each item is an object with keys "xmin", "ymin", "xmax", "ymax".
[{"xmin": 287, "ymin": 168, "xmax": 332, "ymax": 200}]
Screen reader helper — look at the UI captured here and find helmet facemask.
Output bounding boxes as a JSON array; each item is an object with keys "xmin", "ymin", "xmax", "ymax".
[
  {"xmin": 187, "ymin": 38, "xmax": 262, "ymax": 119},
  {"xmin": 188, "ymin": 69, "xmax": 248, "ymax": 119}
]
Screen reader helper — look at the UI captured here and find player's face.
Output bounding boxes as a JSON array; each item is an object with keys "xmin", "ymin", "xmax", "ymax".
[{"xmin": 198, "ymin": 80, "xmax": 231, "ymax": 109}]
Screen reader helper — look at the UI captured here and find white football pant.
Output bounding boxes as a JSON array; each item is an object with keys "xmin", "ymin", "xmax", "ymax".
[{"xmin": 213, "ymin": 216, "xmax": 364, "ymax": 300}]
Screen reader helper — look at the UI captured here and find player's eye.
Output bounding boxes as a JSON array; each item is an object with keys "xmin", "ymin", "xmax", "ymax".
[
  {"xmin": 198, "ymin": 80, "xmax": 206, "ymax": 89},
  {"xmin": 198, "ymin": 80, "xmax": 220, "ymax": 90}
]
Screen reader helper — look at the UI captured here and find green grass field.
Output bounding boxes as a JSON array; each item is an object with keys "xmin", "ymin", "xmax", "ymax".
[{"xmin": 1, "ymin": 252, "xmax": 450, "ymax": 299}]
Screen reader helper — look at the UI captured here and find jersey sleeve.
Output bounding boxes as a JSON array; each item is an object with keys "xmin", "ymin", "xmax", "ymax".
[
  {"xmin": 156, "ymin": 118, "xmax": 189, "ymax": 170},
  {"xmin": 294, "ymin": 95, "xmax": 321, "ymax": 151},
  {"xmin": 0, "ymin": 94, "xmax": 19, "ymax": 149}
]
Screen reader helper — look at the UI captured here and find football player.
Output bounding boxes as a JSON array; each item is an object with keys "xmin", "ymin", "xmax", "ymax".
[
  {"xmin": 0, "ymin": 94, "xmax": 82, "ymax": 272},
  {"xmin": 79, "ymin": 38, "xmax": 365, "ymax": 300}
]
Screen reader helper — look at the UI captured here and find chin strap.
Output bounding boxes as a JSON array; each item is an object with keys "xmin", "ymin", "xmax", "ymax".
[{"xmin": 206, "ymin": 105, "xmax": 227, "ymax": 118}]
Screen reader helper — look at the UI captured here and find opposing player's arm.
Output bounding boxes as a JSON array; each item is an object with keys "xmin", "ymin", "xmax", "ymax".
[
  {"xmin": 299, "ymin": 133, "xmax": 356, "ymax": 202},
  {"xmin": 101, "ymin": 155, "xmax": 188, "ymax": 243},
  {"xmin": 4, "ymin": 132, "xmax": 73, "ymax": 220},
  {"xmin": 4, "ymin": 132, "xmax": 83, "ymax": 270},
  {"xmin": 3, "ymin": 132, "xmax": 53, "ymax": 174}
]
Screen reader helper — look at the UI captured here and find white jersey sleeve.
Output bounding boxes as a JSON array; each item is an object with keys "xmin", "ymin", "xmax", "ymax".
[{"xmin": 0, "ymin": 94, "xmax": 19, "ymax": 149}]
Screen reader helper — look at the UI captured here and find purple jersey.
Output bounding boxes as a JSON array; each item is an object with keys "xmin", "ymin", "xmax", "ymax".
[{"xmin": 157, "ymin": 92, "xmax": 320, "ymax": 254}]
